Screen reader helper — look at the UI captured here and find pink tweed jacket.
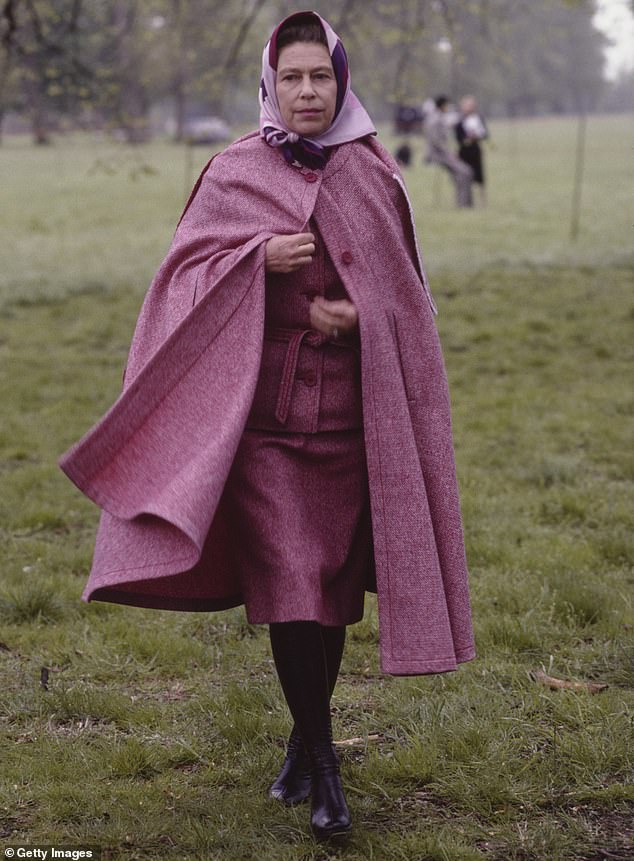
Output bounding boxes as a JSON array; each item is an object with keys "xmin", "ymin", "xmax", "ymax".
[{"xmin": 60, "ymin": 132, "xmax": 475, "ymax": 676}]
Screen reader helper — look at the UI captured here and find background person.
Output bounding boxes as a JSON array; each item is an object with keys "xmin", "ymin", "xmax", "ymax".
[
  {"xmin": 60, "ymin": 11, "xmax": 475, "ymax": 843},
  {"xmin": 425, "ymin": 94, "xmax": 474, "ymax": 207},
  {"xmin": 393, "ymin": 103, "xmax": 424, "ymax": 167},
  {"xmin": 456, "ymin": 94, "xmax": 488, "ymax": 206}
]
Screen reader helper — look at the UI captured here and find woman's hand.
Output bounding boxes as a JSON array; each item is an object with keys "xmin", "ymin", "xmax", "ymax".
[
  {"xmin": 265, "ymin": 233, "xmax": 315, "ymax": 273},
  {"xmin": 310, "ymin": 296, "xmax": 358, "ymax": 339}
]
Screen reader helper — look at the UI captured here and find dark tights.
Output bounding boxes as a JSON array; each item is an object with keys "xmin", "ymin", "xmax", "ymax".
[
  {"xmin": 269, "ymin": 622, "xmax": 345, "ymax": 750},
  {"xmin": 269, "ymin": 622, "xmax": 352, "ymax": 836}
]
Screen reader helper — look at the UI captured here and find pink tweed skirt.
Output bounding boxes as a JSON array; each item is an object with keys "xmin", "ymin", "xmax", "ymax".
[{"xmin": 223, "ymin": 428, "xmax": 374, "ymax": 626}]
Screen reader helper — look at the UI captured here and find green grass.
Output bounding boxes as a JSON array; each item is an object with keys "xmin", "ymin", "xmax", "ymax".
[{"xmin": 1, "ymin": 115, "xmax": 633, "ymax": 860}]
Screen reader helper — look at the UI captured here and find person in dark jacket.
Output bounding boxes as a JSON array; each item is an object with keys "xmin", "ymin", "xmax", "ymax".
[{"xmin": 455, "ymin": 95, "xmax": 488, "ymax": 206}]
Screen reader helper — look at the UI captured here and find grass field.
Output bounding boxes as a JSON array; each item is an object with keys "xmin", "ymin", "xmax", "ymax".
[{"xmin": 0, "ymin": 114, "xmax": 633, "ymax": 860}]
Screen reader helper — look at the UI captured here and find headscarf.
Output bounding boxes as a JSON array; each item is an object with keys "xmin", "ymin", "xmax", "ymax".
[{"xmin": 259, "ymin": 10, "xmax": 376, "ymax": 169}]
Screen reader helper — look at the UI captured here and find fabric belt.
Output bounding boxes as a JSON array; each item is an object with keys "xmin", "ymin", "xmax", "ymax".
[
  {"xmin": 266, "ymin": 327, "xmax": 325, "ymax": 425},
  {"xmin": 265, "ymin": 326, "xmax": 360, "ymax": 426}
]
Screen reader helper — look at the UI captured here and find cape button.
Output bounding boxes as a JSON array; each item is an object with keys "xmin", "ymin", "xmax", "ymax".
[
  {"xmin": 341, "ymin": 250, "xmax": 353, "ymax": 264},
  {"xmin": 304, "ymin": 172, "xmax": 318, "ymax": 183}
]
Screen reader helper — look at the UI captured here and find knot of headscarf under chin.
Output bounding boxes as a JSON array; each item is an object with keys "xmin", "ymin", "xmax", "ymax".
[
  {"xmin": 261, "ymin": 118, "xmax": 327, "ymax": 168},
  {"xmin": 259, "ymin": 11, "xmax": 376, "ymax": 170}
]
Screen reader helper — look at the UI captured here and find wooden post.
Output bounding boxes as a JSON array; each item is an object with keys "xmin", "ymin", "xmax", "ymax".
[
  {"xmin": 508, "ymin": 107, "xmax": 518, "ymax": 160},
  {"xmin": 569, "ymin": 112, "xmax": 587, "ymax": 242},
  {"xmin": 184, "ymin": 142, "xmax": 194, "ymax": 203}
]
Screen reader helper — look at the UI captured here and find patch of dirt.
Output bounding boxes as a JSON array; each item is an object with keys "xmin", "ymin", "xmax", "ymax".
[
  {"xmin": 0, "ymin": 804, "xmax": 36, "ymax": 839},
  {"xmin": 362, "ymin": 788, "xmax": 457, "ymax": 833},
  {"xmin": 45, "ymin": 714, "xmax": 112, "ymax": 736},
  {"xmin": 576, "ymin": 808, "xmax": 634, "ymax": 861},
  {"xmin": 126, "ymin": 680, "xmax": 194, "ymax": 703},
  {"xmin": 475, "ymin": 807, "xmax": 634, "ymax": 860}
]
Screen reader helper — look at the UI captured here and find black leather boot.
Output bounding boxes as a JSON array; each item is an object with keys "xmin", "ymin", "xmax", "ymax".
[
  {"xmin": 269, "ymin": 623, "xmax": 346, "ymax": 807},
  {"xmin": 309, "ymin": 742, "xmax": 352, "ymax": 841},
  {"xmin": 268, "ymin": 725, "xmax": 312, "ymax": 805},
  {"xmin": 269, "ymin": 621, "xmax": 352, "ymax": 838}
]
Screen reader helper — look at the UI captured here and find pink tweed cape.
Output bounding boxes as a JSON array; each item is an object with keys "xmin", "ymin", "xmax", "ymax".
[{"xmin": 59, "ymin": 132, "xmax": 475, "ymax": 676}]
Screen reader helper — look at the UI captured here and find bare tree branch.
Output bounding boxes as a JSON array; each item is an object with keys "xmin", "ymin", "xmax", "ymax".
[
  {"xmin": 1, "ymin": 0, "xmax": 19, "ymax": 50},
  {"xmin": 436, "ymin": 0, "xmax": 455, "ymax": 38},
  {"xmin": 335, "ymin": 0, "xmax": 359, "ymax": 37},
  {"xmin": 392, "ymin": 0, "xmax": 427, "ymax": 103},
  {"xmin": 69, "ymin": 0, "xmax": 82, "ymax": 33},
  {"xmin": 224, "ymin": 0, "xmax": 267, "ymax": 72},
  {"xmin": 24, "ymin": 0, "xmax": 45, "ymax": 45}
]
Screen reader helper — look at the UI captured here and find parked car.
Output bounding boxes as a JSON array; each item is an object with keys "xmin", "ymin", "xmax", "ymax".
[{"xmin": 184, "ymin": 117, "xmax": 232, "ymax": 145}]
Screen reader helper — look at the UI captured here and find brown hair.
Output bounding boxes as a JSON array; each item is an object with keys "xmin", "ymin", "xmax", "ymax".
[{"xmin": 276, "ymin": 13, "xmax": 327, "ymax": 52}]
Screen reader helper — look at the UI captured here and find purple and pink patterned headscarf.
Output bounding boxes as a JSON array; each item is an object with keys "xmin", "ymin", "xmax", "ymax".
[{"xmin": 259, "ymin": 10, "xmax": 376, "ymax": 169}]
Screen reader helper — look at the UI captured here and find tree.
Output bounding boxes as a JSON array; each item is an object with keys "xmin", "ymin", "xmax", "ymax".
[
  {"xmin": 1, "ymin": 0, "xmax": 271, "ymax": 140},
  {"xmin": 159, "ymin": 0, "xmax": 268, "ymax": 139},
  {"xmin": 0, "ymin": 0, "xmax": 612, "ymax": 142},
  {"xmin": 1, "ymin": 0, "xmax": 92, "ymax": 142},
  {"xmin": 447, "ymin": 0, "xmax": 606, "ymax": 116}
]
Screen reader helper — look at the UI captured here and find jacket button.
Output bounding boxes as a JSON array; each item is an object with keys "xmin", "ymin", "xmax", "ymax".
[
  {"xmin": 304, "ymin": 172, "xmax": 318, "ymax": 183},
  {"xmin": 341, "ymin": 250, "xmax": 353, "ymax": 264},
  {"xmin": 302, "ymin": 373, "xmax": 317, "ymax": 386}
]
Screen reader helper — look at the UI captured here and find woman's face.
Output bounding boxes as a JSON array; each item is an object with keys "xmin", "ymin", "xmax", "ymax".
[{"xmin": 276, "ymin": 41, "xmax": 337, "ymax": 137}]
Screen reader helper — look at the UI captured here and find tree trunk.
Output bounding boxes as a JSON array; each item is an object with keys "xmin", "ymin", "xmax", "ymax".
[
  {"xmin": 0, "ymin": 50, "xmax": 13, "ymax": 146},
  {"xmin": 113, "ymin": 0, "xmax": 151, "ymax": 143},
  {"xmin": 30, "ymin": 86, "xmax": 51, "ymax": 145},
  {"xmin": 172, "ymin": 0, "xmax": 188, "ymax": 142}
]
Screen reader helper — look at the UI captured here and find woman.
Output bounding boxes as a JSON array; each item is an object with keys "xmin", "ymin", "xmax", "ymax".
[
  {"xmin": 455, "ymin": 95, "xmax": 488, "ymax": 206},
  {"xmin": 60, "ymin": 11, "xmax": 475, "ymax": 842}
]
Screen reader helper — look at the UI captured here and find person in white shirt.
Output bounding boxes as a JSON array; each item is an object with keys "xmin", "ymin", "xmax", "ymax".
[{"xmin": 455, "ymin": 95, "xmax": 488, "ymax": 206}]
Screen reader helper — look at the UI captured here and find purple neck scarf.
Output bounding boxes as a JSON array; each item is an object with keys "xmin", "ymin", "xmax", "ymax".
[{"xmin": 259, "ymin": 11, "xmax": 376, "ymax": 169}]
